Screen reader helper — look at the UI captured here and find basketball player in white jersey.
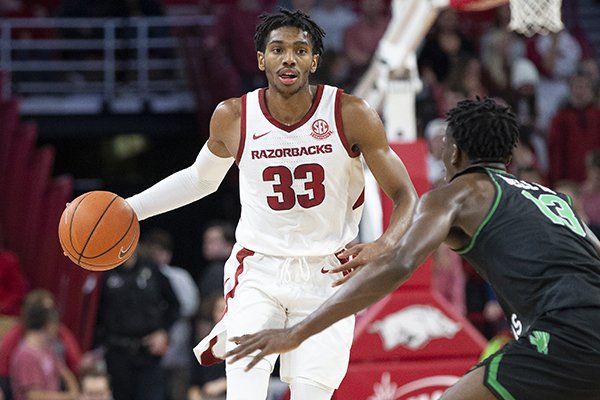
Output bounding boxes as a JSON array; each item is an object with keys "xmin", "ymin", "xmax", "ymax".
[{"xmin": 125, "ymin": 9, "xmax": 418, "ymax": 400}]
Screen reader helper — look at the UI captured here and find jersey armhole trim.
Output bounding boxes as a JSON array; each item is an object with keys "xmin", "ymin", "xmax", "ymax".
[
  {"xmin": 235, "ymin": 94, "xmax": 247, "ymax": 165},
  {"xmin": 335, "ymin": 88, "xmax": 360, "ymax": 158},
  {"xmin": 456, "ymin": 169, "xmax": 502, "ymax": 255}
]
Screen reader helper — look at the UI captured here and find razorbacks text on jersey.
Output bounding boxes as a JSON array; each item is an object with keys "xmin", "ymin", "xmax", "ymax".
[{"xmin": 235, "ymin": 85, "xmax": 365, "ymax": 257}]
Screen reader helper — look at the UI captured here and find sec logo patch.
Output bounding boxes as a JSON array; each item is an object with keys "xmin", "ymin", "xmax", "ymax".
[{"xmin": 311, "ymin": 119, "xmax": 332, "ymax": 140}]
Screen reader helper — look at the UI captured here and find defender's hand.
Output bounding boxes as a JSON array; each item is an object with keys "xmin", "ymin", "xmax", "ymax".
[
  {"xmin": 332, "ymin": 241, "xmax": 387, "ymax": 287},
  {"xmin": 225, "ymin": 328, "xmax": 301, "ymax": 371}
]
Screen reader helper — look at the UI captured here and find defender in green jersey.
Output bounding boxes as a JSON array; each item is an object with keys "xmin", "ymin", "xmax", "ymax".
[{"xmin": 225, "ymin": 98, "xmax": 600, "ymax": 400}]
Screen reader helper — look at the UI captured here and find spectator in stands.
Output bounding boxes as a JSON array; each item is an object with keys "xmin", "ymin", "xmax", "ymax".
[
  {"xmin": 508, "ymin": 58, "xmax": 540, "ymax": 131},
  {"xmin": 79, "ymin": 369, "xmax": 112, "ymax": 400},
  {"xmin": 0, "ymin": 289, "xmax": 81, "ymax": 400},
  {"xmin": 510, "ymin": 127, "xmax": 548, "ymax": 187},
  {"xmin": 309, "ymin": 0, "xmax": 357, "ymax": 87},
  {"xmin": 188, "ymin": 293, "xmax": 227, "ymax": 400},
  {"xmin": 506, "ymin": 59, "xmax": 549, "ymax": 174},
  {"xmin": 0, "ymin": 0, "xmax": 20, "ymax": 15},
  {"xmin": 548, "ymin": 71, "xmax": 600, "ymax": 185},
  {"xmin": 579, "ymin": 57, "xmax": 600, "ymax": 101},
  {"xmin": 93, "ymin": 248, "xmax": 179, "ymax": 400},
  {"xmin": 582, "ymin": 149, "xmax": 600, "ymax": 228},
  {"xmin": 342, "ymin": 0, "xmax": 389, "ymax": 91},
  {"xmin": 9, "ymin": 290, "xmax": 80, "ymax": 400},
  {"xmin": 479, "ymin": 3, "xmax": 526, "ymax": 92},
  {"xmin": 205, "ymin": 0, "xmax": 268, "ymax": 93},
  {"xmin": 197, "ymin": 221, "xmax": 235, "ymax": 298},
  {"xmin": 310, "ymin": 0, "xmax": 356, "ymax": 54},
  {"xmin": 424, "ymin": 118, "xmax": 447, "ymax": 187},
  {"xmin": 444, "ymin": 55, "xmax": 497, "ymax": 99},
  {"xmin": 0, "ymin": 223, "xmax": 28, "ymax": 317},
  {"xmin": 418, "ymin": 8, "xmax": 475, "ymax": 87},
  {"xmin": 527, "ymin": 30, "xmax": 582, "ymax": 130},
  {"xmin": 143, "ymin": 228, "xmax": 200, "ymax": 400},
  {"xmin": 276, "ymin": 0, "xmax": 313, "ymax": 14}
]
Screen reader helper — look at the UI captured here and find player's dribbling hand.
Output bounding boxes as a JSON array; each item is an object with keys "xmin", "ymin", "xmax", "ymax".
[{"xmin": 226, "ymin": 328, "xmax": 301, "ymax": 371}]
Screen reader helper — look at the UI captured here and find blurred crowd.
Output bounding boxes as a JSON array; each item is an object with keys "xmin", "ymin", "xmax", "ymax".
[{"xmin": 0, "ymin": 0, "xmax": 599, "ymax": 398}]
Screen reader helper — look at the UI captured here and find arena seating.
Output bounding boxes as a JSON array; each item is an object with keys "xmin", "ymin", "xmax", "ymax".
[{"xmin": 0, "ymin": 71, "xmax": 100, "ymax": 351}]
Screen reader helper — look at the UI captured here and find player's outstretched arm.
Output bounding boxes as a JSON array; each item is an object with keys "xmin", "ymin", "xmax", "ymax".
[
  {"xmin": 334, "ymin": 95, "xmax": 418, "ymax": 283},
  {"xmin": 226, "ymin": 187, "xmax": 460, "ymax": 370},
  {"xmin": 125, "ymin": 100, "xmax": 238, "ymax": 220}
]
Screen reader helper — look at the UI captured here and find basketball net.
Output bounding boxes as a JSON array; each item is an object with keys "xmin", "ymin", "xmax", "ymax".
[{"xmin": 508, "ymin": 0, "xmax": 564, "ymax": 36}]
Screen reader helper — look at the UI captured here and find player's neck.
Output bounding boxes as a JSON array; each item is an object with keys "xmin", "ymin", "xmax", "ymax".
[
  {"xmin": 470, "ymin": 161, "xmax": 506, "ymax": 170},
  {"xmin": 264, "ymin": 84, "xmax": 316, "ymax": 126}
]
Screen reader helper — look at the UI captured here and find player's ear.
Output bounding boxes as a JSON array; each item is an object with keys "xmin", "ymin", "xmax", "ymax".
[
  {"xmin": 450, "ymin": 143, "xmax": 461, "ymax": 167},
  {"xmin": 310, "ymin": 54, "xmax": 319, "ymax": 73},
  {"xmin": 257, "ymin": 51, "xmax": 266, "ymax": 71}
]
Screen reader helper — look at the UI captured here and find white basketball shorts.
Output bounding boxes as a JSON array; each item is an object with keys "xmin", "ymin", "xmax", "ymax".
[{"xmin": 220, "ymin": 243, "xmax": 355, "ymax": 389}]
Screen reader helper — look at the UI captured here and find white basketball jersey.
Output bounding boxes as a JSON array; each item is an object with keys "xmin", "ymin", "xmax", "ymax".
[{"xmin": 235, "ymin": 84, "xmax": 365, "ymax": 256}]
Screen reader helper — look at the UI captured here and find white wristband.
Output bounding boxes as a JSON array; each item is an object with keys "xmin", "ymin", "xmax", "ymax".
[{"xmin": 126, "ymin": 145, "xmax": 234, "ymax": 220}]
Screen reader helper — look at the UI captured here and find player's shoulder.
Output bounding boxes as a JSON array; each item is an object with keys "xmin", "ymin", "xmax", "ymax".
[
  {"xmin": 212, "ymin": 97, "xmax": 242, "ymax": 121},
  {"xmin": 338, "ymin": 92, "xmax": 381, "ymax": 133},
  {"xmin": 339, "ymin": 92, "xmax": 372, "ymax": 114},
  {"xmin": 422, "ymin": 177, "xmax": 478, "ymax": 208}
]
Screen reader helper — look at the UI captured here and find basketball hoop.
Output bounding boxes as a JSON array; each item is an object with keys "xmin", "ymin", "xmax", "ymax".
[{"xmin": 508, "ymin": 0, "xmax": 564, "ymax": 37}]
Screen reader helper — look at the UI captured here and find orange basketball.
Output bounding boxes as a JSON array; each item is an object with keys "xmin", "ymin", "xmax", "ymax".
[{"xmin": 58, "ymin": 191, "xmax": 139, "ymax": 271}]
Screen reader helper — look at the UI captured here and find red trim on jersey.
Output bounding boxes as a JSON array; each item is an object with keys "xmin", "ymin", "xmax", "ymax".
[
  {"xmin": 236, "ymin": 94, "xmax": 247, "ymax": 165},
  {"xmin": 223, "ymin": 247, "xmax": 254, "ymax": 313},
  {"xmin": 199, "ymin": 336, "xmax": 221, "ymax": 365},
  {"xmin": 352, "ymin": 188, "xmax": 365, "ymax": 210},
  {"xmin": 198, "ymin": 247, "xmax": 254, "ymax": 366},
  {"xmin": 334, "ymin": 88, "xmax": 360, "ymax": 158},
  {"xmin": 258, "ymin": 85, "xmax": 325, "ymax": 132}
]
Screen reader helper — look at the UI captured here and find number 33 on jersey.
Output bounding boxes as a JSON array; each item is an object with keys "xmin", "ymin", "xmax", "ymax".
[{"xmin": 235, "ymin": 85, "xmax": 365, "ymax": 257}]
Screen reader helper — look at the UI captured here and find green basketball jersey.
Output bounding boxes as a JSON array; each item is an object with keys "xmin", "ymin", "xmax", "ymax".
[{"xmin": 454, "ymin": 167, "xmax": 600, "ymax": 337}]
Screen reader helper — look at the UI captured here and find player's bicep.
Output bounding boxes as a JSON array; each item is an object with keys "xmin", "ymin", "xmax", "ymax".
[{"xmin": 207, "ymin": 99, "xmax": 240, "ymax": 158}]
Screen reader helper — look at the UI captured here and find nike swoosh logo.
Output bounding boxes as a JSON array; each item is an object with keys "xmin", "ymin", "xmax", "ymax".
[
  {"xmin": 252, "ymin": 131, "xmax": 271, "ymax": 140},
  {"xmin": 118, "ymin": 234, "xmax": 137, "ymax": 259},
  {"xmin": 320, "ymin": 267, "xmax": 330, "ymax": 274}
]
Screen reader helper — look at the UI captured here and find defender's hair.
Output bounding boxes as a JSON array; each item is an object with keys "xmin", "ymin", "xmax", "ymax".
[
  {"xmin": 254, "ymin": 8, "xmax": 325, "ymax": 56},
  {"xmin": 446, "ymin": 97, "xmax": 519, "ymax": 163}
]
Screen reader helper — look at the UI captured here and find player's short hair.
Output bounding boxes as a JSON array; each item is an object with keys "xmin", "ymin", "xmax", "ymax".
[
  {"xmin": 254, "ymin": 8, "xmax": 325, "ymax": 56},
  {"xmin": 446, "ymin": 97, "xmax": 519, "ymax": 164}
]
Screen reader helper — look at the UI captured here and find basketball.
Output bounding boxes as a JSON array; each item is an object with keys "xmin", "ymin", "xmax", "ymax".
[{"xmin": 58, "ymin": 191, "xmax": 139, "ymax": 271}]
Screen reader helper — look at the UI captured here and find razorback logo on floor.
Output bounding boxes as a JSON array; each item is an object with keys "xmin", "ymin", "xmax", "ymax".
[{"xmin": 369, "ymin": 305, "xmax": 461, "ymax": 350}]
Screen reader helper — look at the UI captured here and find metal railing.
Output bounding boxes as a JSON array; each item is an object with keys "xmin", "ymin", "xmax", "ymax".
[{"xmin": 0, "ymin": 15, "xmax": 215, "ymax": 114}]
